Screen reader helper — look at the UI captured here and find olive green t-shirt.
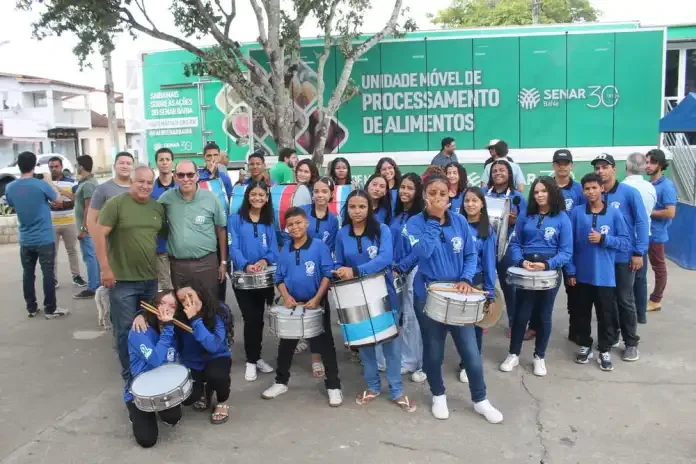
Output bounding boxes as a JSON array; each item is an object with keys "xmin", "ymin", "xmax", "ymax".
[{"xmin": 98, "ymin": 193, "xmax": 165, "ymax": 281}]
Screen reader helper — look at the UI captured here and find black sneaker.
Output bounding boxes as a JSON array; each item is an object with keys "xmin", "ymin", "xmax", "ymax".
[
  {"xmin": 575, "ymin": 346, "xmax": 593, "ymax": 364},
  {"xmin": 72, "ymin": 275, "xmax": 87, "ymax": 287},
  {"xmin": 598, "ymin": 351, "xmax": 614, "ymax": 371},
  {"xmin": 74, "ymin": 289, "xmax": 96, "ymax": 300},
  {"xmin": 27, "ymin": 309, "xmax": 40, "ymax": 318}
]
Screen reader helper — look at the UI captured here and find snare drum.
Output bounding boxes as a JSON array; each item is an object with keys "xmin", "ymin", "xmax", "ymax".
[
  {"xmin": 424, "ymin": 282, "xmax": 487, "ymax": 326},
  {"xmin": 268, "ymin": 305, "xmax": 325, "ymax": 339},
  {"xmin": 328, "ymin": 272, "xmax": 398, "ymax": 348},
  {"xmin": 506, "ymin": 267, "xmax": 559, "ymax": 291},
  {"xmin": 130, "ymin": 364, "xmax": 193, "ymax": 412},
  {"xmin": 232, "ymin": 265, "xmax": 276, "ymax": 289},
  {"xmin": 271, "ymin": 184, "xmax": 312, "ymax": 230}
]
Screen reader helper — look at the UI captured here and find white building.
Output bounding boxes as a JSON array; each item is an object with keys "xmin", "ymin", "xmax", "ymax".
[
  {"xmin": 0, "ymin": 72, "xmax": 93, "ymax": 168},
  {"xmin": 78, "ymin": 110, "xmax": 126, "ymax": 173}
]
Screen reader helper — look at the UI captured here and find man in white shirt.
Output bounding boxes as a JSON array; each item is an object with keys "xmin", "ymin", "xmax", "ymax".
[
  {"xmin": 622, "ymin": 152, "xmax": 656, "ymax": 325},
  {"xmin": 480, "ymin": 140, "xmax": 525, "ymax": 192}
]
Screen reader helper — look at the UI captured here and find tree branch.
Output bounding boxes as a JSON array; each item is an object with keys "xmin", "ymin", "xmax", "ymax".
[
  {"xmin": 133, "ymin": 0, "xmax": 157, "ymax": 31},
  {"xmin": 214, "ymin": 0, "xmax": 237, "ymax": 37},
  {"xmin": 349, "ymin": 0, "xmax": 403, "ymax": 60},
  {"xmin": 249, "ymin": 0, "xmax": 271, "ymax": 55},
  {"xmin": 316, "ymin": 0, "xmax": 341, "ymax": 117}
]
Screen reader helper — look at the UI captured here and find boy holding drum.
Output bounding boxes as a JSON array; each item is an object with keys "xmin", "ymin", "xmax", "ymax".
[{"xmin": 261, "ymin": 207, "xmax": 343, "ymax": 406}]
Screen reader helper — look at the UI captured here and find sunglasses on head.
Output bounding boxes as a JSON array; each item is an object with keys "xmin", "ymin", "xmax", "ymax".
[{"xmin": 176, "ymin": 172, "xmax": 196, "ymax": 179}]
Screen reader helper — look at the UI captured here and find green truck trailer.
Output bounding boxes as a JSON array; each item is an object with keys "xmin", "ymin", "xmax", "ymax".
[{"xmin": 140, "ymin": 22, "xmax": 666, "ymax": 185}]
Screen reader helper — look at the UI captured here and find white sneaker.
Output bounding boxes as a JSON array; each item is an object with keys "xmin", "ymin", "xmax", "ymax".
[
  {"xmin": 245, "ymin": 362, "xmax": 258, "ymax": 381},
  {"xmin": 410, "ymin": 369, "xmax": 427, "ymax": 383},
  {"xmin": 44, "ymin": 307, "xmax": 70, "ymax": 320},
  {"xmin": 533, "ymin": 355, "xmax": 547, "ymax": 376},
  {"xmin": 459, "ymin": 369, "xmax": 469, "ymax": 383},
  {"xmin": 262, "ymin": 383, "xmax": 288, "ymax": 399},
  {"xmin": 256, "ymin": 359, "xmax": 274, "ymax": 373},
  {"xmin": 431, "ymin": 394, "xmax": 449, "ymax": 420},
  {"xmin": 474, "ymin": 399, "xmax": 504, "ymax": 424},
  {"xmin": 378, "ymin": 365, "xmax": 386, "ymax": 372},
  {"xmin": 500, "ymin": 354, "xmax": 519, "ymax": 372},
  {"xmin": 328, "ymin": 389, "xmax": 343, "ymax": 407}
]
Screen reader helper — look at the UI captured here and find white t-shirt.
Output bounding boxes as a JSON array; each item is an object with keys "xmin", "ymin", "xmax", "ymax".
[
  {"xmin": 51, "ymin": 177, "xmax": 77, "ymax": 225},
  {"xmin": 623, "ymin": 175, "xmax": 657, "ymax": 235},
  {"xmin": 482, "ymin": 157, "xmax": 526, "ymax": 187}
]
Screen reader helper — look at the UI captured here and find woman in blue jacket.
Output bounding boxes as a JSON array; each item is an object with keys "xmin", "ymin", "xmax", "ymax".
[
  {"xmin": 173, "ymin": 281, "xmax": 232, "ymax": 424},
  {"xmin": 483, "ymin": 159, "xmax": 527, "ymax": 337},
  {"xmin": 375, "ymin": 157, "xmax": 401, "ymax": 211},
  {"xmin": 405, "ymin": 175, "xmax": 503, "ymax": 423},
  {"xmin": 334, "ymin": 190, "xmax": 416, "ymax": 413},
  {"xmin": 126, "ymin": 291, "xmax": 181, "ymax": 448},
  {"xmin": 444, "ymin": 162, "xmax": 468, "ymax": 214},
  {"xmin": 228, "ymin": 180, "xmax": 278, "ymax": 382},
  {"xmin": 364, "ymin": 173, "xmax": 393, "ymax": 224},
  {"xmin": 500, "ymin": 176, "xmax": 572, "ymax": 377},
  {"xmin": 391, "ymin": 173, "xmax": 427, "ymax": 383}
]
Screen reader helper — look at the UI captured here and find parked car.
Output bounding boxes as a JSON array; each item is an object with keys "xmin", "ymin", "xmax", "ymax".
[{"xmin": 0, "ymin": 153, "xmax": 74, "ymax": 197}]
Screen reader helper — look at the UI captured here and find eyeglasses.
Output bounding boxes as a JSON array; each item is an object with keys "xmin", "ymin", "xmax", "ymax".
[{"xmin": 176, "ymin": 172, "xmax": 196, "ymax": 179}]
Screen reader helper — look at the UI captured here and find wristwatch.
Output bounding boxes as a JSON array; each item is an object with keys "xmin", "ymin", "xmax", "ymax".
[
  {"xmin": 80, "ymin": 226, "xmax": 87, "ymax": 232},
  {"xmin": 220, "ymin": 260, "xmax": 227, "ymax": 265}
]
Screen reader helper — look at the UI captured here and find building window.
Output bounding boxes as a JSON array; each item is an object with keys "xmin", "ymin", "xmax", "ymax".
[
  {"xmin": 80, "ymin": 138, "xmax": 89, "ymax": 156},
  {"xmin": 686, "ymin": 49, "xmax": 696, "ymax": 95},
  {"xmin": 665, "ymin": 49, "xmax": 680, "ymax": 98},
  {"xmin": 0, "ymin": 91, "xmax": 8, "ymax": 110},
  {"xmin": 32, "ymin": 91, "xmax": 47, "ymax": 107}
]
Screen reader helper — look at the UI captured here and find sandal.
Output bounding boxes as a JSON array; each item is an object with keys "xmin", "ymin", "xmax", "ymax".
[
  {"xmin": 355, "ymin": 390, "xmax": 380, "ymax": 405},
  {"xmin": 312, "ymin": 362, "xmax": 325, "ymax": 378},
  {"xmin": 192, "ymin": 394, "xmax": 208, "ymax": 411},
  {"xmin": 211, "ymin": 403, "xmax": 229, "ymax": 425},
  {"xmin": 393, "ymin": 395, "xmax": 417, "ymax": 413}
]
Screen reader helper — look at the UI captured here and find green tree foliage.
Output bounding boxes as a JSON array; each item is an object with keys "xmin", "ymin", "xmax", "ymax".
[{"xmin": 430, "ymin": 0, "xmax": 599, "ymax": 28}]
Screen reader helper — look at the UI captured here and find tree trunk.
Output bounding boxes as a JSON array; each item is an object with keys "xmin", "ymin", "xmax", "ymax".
[{"xmin": 103, "ymin": 51, "xmax": 120, "ymax": 163}]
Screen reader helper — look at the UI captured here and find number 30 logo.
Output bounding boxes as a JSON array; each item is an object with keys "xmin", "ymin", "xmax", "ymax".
[{"xmin": 586, "ymin": 85, "xmax": 620, "ymax": 109}]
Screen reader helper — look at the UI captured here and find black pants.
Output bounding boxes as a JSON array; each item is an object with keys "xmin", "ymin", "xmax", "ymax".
[
  {"xmin": 570, "ymin": 283, "xmax": 615, "ymax": 353},
  {"xmin": 183, "ymin": 356, "xmax": 232, "ymax": 405},
  {"xmin": 275, "ymin": 303, "xmax": 341, "ymax": 390},
  {"xmin": 564, "ymin": 269, "xmax": 579, "ymax": 340},
  {"xmin": 126, "ymin": 400, "xmax": 181, "ymax": 448},
  {"xmin": 612, "ymin": 263, "xmax": 640, "ymax": 347},
  {"xmin": 233, "ymin": 287, "xmax": 274, "ymax": 363}
]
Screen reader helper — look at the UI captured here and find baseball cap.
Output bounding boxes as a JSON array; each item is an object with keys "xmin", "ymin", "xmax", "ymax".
[
  {"xmin": 552, "ymin": 149, "xmax": 573, "ymax": 163},
  {"xmin": 646, "ymin": 148, "xmax": 667, "ymax": 166},
  {"xmin": 486, "ymin": 139, "xmax": 500, "ymax": 149},
  {"xmin": 591, "ymin": 153, "xmax": 616, "ymax": 167}
]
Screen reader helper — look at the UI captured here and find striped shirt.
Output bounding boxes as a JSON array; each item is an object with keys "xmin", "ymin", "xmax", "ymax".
[{"xmin": 51, "ymin": 176, "xmax": 77, "ymax": 226}]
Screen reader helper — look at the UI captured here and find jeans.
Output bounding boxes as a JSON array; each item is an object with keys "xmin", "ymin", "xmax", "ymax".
[
  {"xmin": 110, "ymin": 280, "xmax": 157, "ymax": 384},
  {"xmin": 360, "ymin": 338, "xmax": 403, "ymax": 400},
  {"xmin": 398, "ymin": 268, "xmax": 423, "ymax": 371},
  {"xmin": 126, "ymin": 401, "xmax": 181, "ymax": 448},
  {"xmin": 78, "ymin": 234, "xmax": 100, "ymax": 291},
  {"xmin": 20, "ymin": 244, "xmax": 57, "ymax": 314},
  {"xmin": 415, "ymin": 298, "xmax": 486, "ymax": 402},
  {"xmin": 183, "ymin": 356, "xmax": 232, "ymax": 404},
  {"xmin": 497, "ymin": 253, "xmax": 517, "ymax": 327},
  {"xmin": 633, "ymin": 256, "xmax": 648, "ymax": 321},
  {"xmin": 612, "ymin": 263, "xmax": 640, "ymax": 347},
  {"xmin": 233, "ymin": 287, "xmax": 274, "ymax": 363},
  {"xmin": 570, "ymin": 283, "xmax": 616, "ymax": 353},
  {"xmin": 509, "ymin": 280, "xmax": 561, "ymax": 359},
  {"xmin": 275, "ymin": 303, "xmax": 340, "ymax": 390},
  {"xmin": 648, "ymin": 242, "xmax": 667, "ymax": 303}
]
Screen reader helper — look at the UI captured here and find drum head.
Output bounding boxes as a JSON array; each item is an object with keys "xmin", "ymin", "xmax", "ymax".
[
  {"xmin": 430, "ymin": 282, "xmax": 486, "ymax": 302},
  {"xmin": 131, "ymin": 364, "xmax": 188, "ymax": 396},
  {"xmin": 271, "ymin": 305, "xmax": 321, "ymax": 316},
  {"xmin": 509, "ymin": 267, "xmax": 557, "ymax": 278},
  {"xmin": 291, "ymin": 184, "xmax": 312, "ymax": 207},
  {"xmin": 476, "ymin": 288, "xmax": 503, "ymax": 329}
]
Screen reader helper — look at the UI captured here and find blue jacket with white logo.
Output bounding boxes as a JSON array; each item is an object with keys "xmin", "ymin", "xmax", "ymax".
[
  {"xmin": 228, "ymin": 214, "xmax": 278, "ymax": 271},
  {"xmin": 390, "ymin": 211, "xmax": 413, "ymax": 266},
  {"xmin": 510, "ymin": 211, "xmax": 573, "ymax": 270},
  {"xmin": 125, "ymin": 324, "xmax": 178, "ymax": 402},
  {"xmin": 374, "ymin": 205, "xmax": 390, "ymax": 224},
  {"xmin": 604, "ymin": 182, "xmax": 649, "ymax": 263},
  {"xmin": 335, "ymin": 222, "xmax": 398, "ymax": 311},
  {"xmin": 449, "ymin": 191, "xmax": 464, "ymax": 215},
  {"xmin": 300, "ymin": 205, "xmax": 339, "ymax": 253},
  {"xmin": 177, "ymin": 315, "xmax": 230, "ymax": 371},
  {"xmin": 468, "ymin": 222, "xmax": 497, "ymax": 298},
  {"xmin": 275, "ymin": 237, "xmax": 334, "ymax": 302},
  {"xmin": 558, "ymin": 178, "xmax": 585, "ymax": 212},
  {"xmin": 566, "ymin": 203, "xmax": 631, "ymax": 287},
  {"xmin": 151, "ymin": 178, "xmax": 176, "ymax": 254},
  {"xmin": 403, "ymin": 211, "xmax": 477, "ymax": 300},
  {"xmin": 650, "ymin": 176, "xmax": 677, "ymax": 244}
]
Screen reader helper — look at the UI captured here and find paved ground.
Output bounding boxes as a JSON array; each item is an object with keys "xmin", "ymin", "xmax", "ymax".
[{"xmin": 1, "ymin": 244, "xmax": 695, "ymax": 464}]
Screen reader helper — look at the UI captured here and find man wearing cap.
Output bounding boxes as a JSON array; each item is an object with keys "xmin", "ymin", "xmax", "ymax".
[
  {"xmin": 480, "ymin": 140, "xmax": 525, "ymax": 192},
  {"xmin": 552, "ymin": 149, "xmax": 585, "ymax": 342},
  {"xmin": 645, "ymin": 149, "xmax": 677, "ymax": 313},
  {"xmin": 592, "ymin": 153, "xmax": 649, "ymax": 362},
  {"xmin": 431, "ymin": 137, "xmax": 458, "ymax": 168},
  {"xmin": 623, "ymin": 153, "xmax": 656, "ymax": 325}
]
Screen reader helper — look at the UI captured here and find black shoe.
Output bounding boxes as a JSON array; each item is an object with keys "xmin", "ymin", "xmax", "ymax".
[
  {"xmin": 73, "ymin": 275, "xmax": 87, "ymax": 287},
  {"xmin": 74, "ymin": 289, "xmax": 96, "ymax": 300},
  {"xmin": 597, "ymin": 352, "xmax": 614, "ymax": 371},
  {"xmin": 575, "ymin": 346, "xmax": 593, "ymax": 364},
  {"xmin": 622, "ymin": 346, "xmax": 639, "ymax": 362}
]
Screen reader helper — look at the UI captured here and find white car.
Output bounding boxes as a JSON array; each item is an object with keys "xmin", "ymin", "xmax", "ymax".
[{"xmin": 0, "ymin": 153, "xmax": 75, "ymax": 197}]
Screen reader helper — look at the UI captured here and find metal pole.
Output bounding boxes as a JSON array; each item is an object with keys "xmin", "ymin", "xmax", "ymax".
[
  {"xmin": 532, "ymin": 0, "xmax": 541, "ymax": 24},
  {"xmin": 103, "ymin": 50, "xmax": 120, "ymax": 164}
]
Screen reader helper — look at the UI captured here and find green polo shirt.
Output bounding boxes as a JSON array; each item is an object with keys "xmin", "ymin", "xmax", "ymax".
[
  {"xmin": 270, "ymin": 161, "xmax": 294, "ymax": 184},
  {"xmin": 158, "ymin": 187, "xmax": 226, "ymax": 259}
]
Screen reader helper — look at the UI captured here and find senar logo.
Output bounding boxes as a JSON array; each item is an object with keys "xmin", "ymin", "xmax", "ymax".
[{"xmin": 518, "ymin": 88, "xmax": 541, "ymax": 110}]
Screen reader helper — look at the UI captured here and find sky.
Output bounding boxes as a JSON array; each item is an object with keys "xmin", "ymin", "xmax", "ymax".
[{"xmin": 0, "ymin": 0, "xmax": 694, "ymax": 95}]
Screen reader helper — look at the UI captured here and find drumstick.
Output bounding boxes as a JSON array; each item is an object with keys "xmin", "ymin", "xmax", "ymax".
[
  {"xmin": 429, "ymin": 286, "xmax": 488, "ymax": 295},
  {"xmin": 139, "ymin": 301, "xmax": 193, "ymax": 333}
]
